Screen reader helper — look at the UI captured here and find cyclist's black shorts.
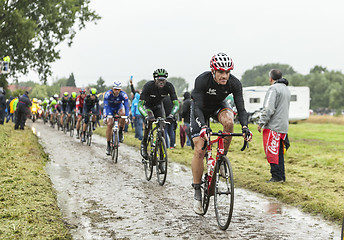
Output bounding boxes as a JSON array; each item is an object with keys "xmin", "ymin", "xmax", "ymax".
[
  {"xmin": 66, "ymin": 105, "xmax": 76, "ymax": 114},
  {"xmin": 190, "ymin": 100, "xmax": 233, "ymax": 138},
  {"xmin": 83, "ymin": 107, "xmax": 98, "ymax": 124},
  {"xmin": 145, "ymin": 104, "xmax": 165, "ymax": 119}
]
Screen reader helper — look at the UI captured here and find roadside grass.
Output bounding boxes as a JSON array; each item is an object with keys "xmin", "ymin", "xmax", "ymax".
[
  {"xmin": 0, "ymin": 123, "xmax": 72, "ymax": 240},
  {"xmin": 95, "ymin": 115, "xmax": 344, "ymax": 223}
]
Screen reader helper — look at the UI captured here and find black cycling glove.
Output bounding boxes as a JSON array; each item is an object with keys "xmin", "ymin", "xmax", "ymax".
[{"xmin": 242, "ymin": 127, "xmax": 252, "ymax": 140}]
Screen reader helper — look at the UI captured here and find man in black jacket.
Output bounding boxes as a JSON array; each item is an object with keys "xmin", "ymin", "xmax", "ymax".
[
  {"xmin": 0, "ymin": 87, "xmax": 6, "ymax": 124},
  {"xmin": 14, "ymin": 91, "xmax": 32, "ymax": 130},
  {"xmin": 181, "ymin": 91, "xmax": 193, "ymax": 148}
]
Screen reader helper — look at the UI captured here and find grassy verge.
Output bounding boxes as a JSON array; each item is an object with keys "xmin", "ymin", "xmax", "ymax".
[
  {"xmin": 0, "ymin": 123, "xmax": 72, "ymax": 240},
  {"xmin": 95, "ymin": 115, "xmax": 344, "ymax": 223}
]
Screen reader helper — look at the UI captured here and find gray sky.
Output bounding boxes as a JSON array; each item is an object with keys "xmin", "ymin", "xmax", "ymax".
[{"xmin": 19, "ymin": 0, "xmax": 344, "ymax": 88}]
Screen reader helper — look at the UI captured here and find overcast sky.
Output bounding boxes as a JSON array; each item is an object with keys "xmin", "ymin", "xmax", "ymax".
[{"xmin": 18, "ymin": 0, "xmax": 344, "ymax": 88}]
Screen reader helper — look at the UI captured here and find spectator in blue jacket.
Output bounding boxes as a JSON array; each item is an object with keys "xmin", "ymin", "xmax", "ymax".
[{"xmin": 131, "ymin": 92, "xmax": 143, "ymax": 140}]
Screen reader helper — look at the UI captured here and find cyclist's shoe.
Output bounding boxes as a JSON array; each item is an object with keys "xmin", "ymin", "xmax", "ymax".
[
  {"xmin": 106, "ymin": 145, "xmax": 111, "ymax": 155},
  {"xmin": 119, "ymin": 131, "xmax": 124, "ymax": 143},
  {"xmin": 81, "ymin": 133, "xmax": 86, "ymax": 142},
  {"xmin": 193, "ymin": 199, "xmax": 204, "ymax": 215},
  {"xmin": 140, "ymin": 142, "xmax": 148, "ymax": 160},
  {"xmin": 192, "ymin": 183, "xmax": 203, "ymax": 215}
]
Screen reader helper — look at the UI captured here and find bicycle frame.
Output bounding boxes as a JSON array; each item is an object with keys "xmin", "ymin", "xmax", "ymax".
[{"xmin": 203, "ymin": 132, "xmax": 247, "ymax": 194}]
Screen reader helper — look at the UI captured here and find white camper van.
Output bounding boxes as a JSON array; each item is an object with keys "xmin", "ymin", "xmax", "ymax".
[{"xmin": 242, "ymin": 86, "xmax": 310, "ymax": 122}]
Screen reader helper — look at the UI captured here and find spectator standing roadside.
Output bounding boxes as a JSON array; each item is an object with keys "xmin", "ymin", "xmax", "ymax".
[
  {"xmin": 0, "ymin": 87, "xmax": 6, "ymax": 124},
  {"xmin": 14, "ymin": 91, "xmax": 32, "ymax": 130},
  {"xmin": 181, "ymin": 91, "xmax": 193, "ymax": 148},
  {"xmin": 6, "ymin": 95, "xmax": 14, "ymax": 123},
  {"xmin": 131, "ymin": 92, "xmax": 143, "ymax": 140},
  {"xmin": 257, "ymin": 69, "xmax": 291, "ymax": 183},
  {"xmin": 163, "ymin": 96, "xmax": 176, "ymax": 149},
  {"xmin": 3, "ymin": 55, "xmax": 10, "ymax": 72}
]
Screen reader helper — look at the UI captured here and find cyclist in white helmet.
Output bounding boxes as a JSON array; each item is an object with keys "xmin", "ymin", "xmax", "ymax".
[{"xmin": 103, "ymin": 80, "xmax": 130, "ymax": 155}]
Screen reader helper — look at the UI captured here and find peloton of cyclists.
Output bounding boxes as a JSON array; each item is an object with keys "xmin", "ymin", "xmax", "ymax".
[
  {"xmin": 190, "ymin": 52, "xmax": 252, "ymax": 215},
  {"xmin": 80, "ymin": 88, "xmax": 99, "ymax": 142},
  {"xmin": 76, "ymin": 88, "xmax": 87, "ymax": 139},
  {"xmin": 103, "ymin": 80, "xmax": 130, "ymax": 155},
  {"xmin": 138, "ymin": 68, "xmax": 179, "ymax": 160}
]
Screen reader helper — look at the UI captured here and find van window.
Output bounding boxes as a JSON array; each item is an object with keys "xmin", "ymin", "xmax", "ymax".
[
  {"xmin": 249, "ymin": 98, "xmax": 260, "ymax": 103},
  {"xmin": 291, "ymin": 95, "xmax": 297, "ymax": 101}
]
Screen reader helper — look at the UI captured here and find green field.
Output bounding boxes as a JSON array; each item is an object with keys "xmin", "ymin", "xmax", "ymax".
[
  {"xmin": 95, "ymin": 117, "xmax": 344, "ymax": 223},
  {"xmin": 0, "ymin": 123, "xmax": 72, "ymax": 240}
]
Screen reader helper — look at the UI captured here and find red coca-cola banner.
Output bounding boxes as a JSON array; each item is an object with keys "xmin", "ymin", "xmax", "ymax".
[{"xmin": 262, "ymin": 128, "xmax": 286, "ymax": 164}]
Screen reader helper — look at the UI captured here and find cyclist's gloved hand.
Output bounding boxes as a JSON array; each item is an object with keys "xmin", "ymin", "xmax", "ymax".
[
  {"xmin": 144, "ymin": 115, "xmax": 155, "ymax": 125},
  {"xmin": 166, "ymin": 114, "xmax": 174, "ymax": 122},
  {"xmin": 242, "ymin": 127, "xmax": 253, "ymax": 141},
  {"xmin": 200, "ymin": 126, "xmax": 211, "ymax": 140}
]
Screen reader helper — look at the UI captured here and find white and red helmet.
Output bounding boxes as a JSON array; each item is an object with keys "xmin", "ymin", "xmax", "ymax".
[{"xmin": 210, "ymin": 53, "xmax": 234, "ymax": 71}]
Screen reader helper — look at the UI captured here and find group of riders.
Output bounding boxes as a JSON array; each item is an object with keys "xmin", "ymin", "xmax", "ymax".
[{"xmin": 33, "ymin": 52, "xmax": 253, "ymax": 215}]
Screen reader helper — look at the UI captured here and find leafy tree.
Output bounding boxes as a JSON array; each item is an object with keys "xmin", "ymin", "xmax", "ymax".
[
  {"xmin": 241, "ymin": 63, "xmax": 296, "ymax": 87},
  {"xmin": 310, "ymin": 65, "xmax": 328, "ymax": 74},
  {"xmin": 30, "ymin": 84, "xmax": 49, "ymax": 99},
  {"xmin": 168, "ymin": 77, "xmax": 188, "ymax": 97},
  {"xmin": 96, "ymin": 77, "xmax": 106, "ymax": 92},
  {"xmin": 66, "ymin": 73, "xmax": 76, "ymax": 87},
  {"xmin": 136, "ymin": 80, "xmax": 148, "ymax": 91},
  {"xmin": 0, "ymin": 0, "xmax": 100, "ymax": 85}
]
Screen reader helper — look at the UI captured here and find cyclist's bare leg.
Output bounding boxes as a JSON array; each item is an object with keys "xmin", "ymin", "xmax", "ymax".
[
  {"xmin": 191, "ymin": 136, "xmax": 207, "ymax": 184},
  {"xmin": 106, "ymin": 117, "xmax": 114, "ymax": 141},
  {"xmin": 218, "ymin": 110, "xmax": 234, "ymax": 153},
  {"xmin": 60, "ymin": 113, "xmax": 64, "ymax": 126},
  {"xmin": 118, "ymin": 108, "xmax": 125, "ymax": 128},
  {"xmin": 92, "ymin": 114, "xmax": 97, "ymax": 127},
  {"xmin": 76, "ymin": 115, "xmax": 82, "ymax": 131},
  {"xmin": 66, "ymin": 113, "xmax": 71, "ymax": 124}
]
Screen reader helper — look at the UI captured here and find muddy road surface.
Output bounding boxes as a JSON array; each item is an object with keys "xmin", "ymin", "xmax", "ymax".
[{"xmin": 29, "ymin": 120, "xmax": 340, "ymax": 240}]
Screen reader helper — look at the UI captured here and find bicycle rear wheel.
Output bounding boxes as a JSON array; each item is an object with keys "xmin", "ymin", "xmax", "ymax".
[
  {"xmin": 214, "ymin": 155, "xmax": 234, "ymax": 230},
  {"xmin": 111, "ymin": 130, "xmax": 119, "ymax": 163},
  {"xmin": 144, "ymin": 136, "xmax": 153, "ymax": 181},
  {"xmin": 156, "ymin": 136, "xmax": 168, "ymax": 186}
]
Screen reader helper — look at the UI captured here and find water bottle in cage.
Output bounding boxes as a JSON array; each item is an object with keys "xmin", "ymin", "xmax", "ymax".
[{"xmin": 207, "ymin": 153, "xmax": 216, "ymax": 178}]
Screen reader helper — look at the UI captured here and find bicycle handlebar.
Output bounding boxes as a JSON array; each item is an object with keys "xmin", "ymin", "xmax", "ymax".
[
  {"xmin": 151, "ymin": 117, "xmax": 171, "ymax": 125},
  {"xmin": 201, "ymin": 132, "xmax": 249, "ymax": 151}
]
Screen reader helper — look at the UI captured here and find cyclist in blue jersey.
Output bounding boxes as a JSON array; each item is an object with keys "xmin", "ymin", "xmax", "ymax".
[{"xmin": 104, "ymin": 80, "xmax": 130, "ymax": 155}]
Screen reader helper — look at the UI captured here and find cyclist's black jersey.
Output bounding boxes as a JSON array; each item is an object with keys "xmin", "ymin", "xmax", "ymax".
[
  {"xmin": 83, "ymin": 95, "xmax": 99, "ymax": 112},
  {"xmin": 140, "ymin": 81, "xmax": 178, "ymax": 108},
  {"xmin": 67, "ymin": 97, "xmax": 76, "ymax": 110},
  {"xmin": 61, "ymin": 98, "xmax": 68, "ymax": 111},
  {"xmin": 191, "ymin": 71, "xmax": 248, "ymax": 127}
]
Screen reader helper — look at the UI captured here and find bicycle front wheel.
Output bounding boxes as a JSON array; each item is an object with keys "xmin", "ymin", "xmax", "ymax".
[
  {"xmin": 144, "ymin": 137, "xmax": 153, "ymax": 181},
  {"xmin": 214, "ymin": 155, "xmax": 234, "ymax": 230},
  {"xmin": 87, "ymin": 123, "xmax": 92, "ymax": 146},
  {"xmin": 63, "ymin": 118, "xmax": 67, "ymax": 134},
  {"xmin": 111, "ymin": 130, "xmax": 119, "ymax": 163},
  {"xmin": 156, "ymin": 136, "xmax": 168, "ymax": 186},
  {"xmin": 70, "ymin": 115, "xmax": 75, "ymax": 137}
]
